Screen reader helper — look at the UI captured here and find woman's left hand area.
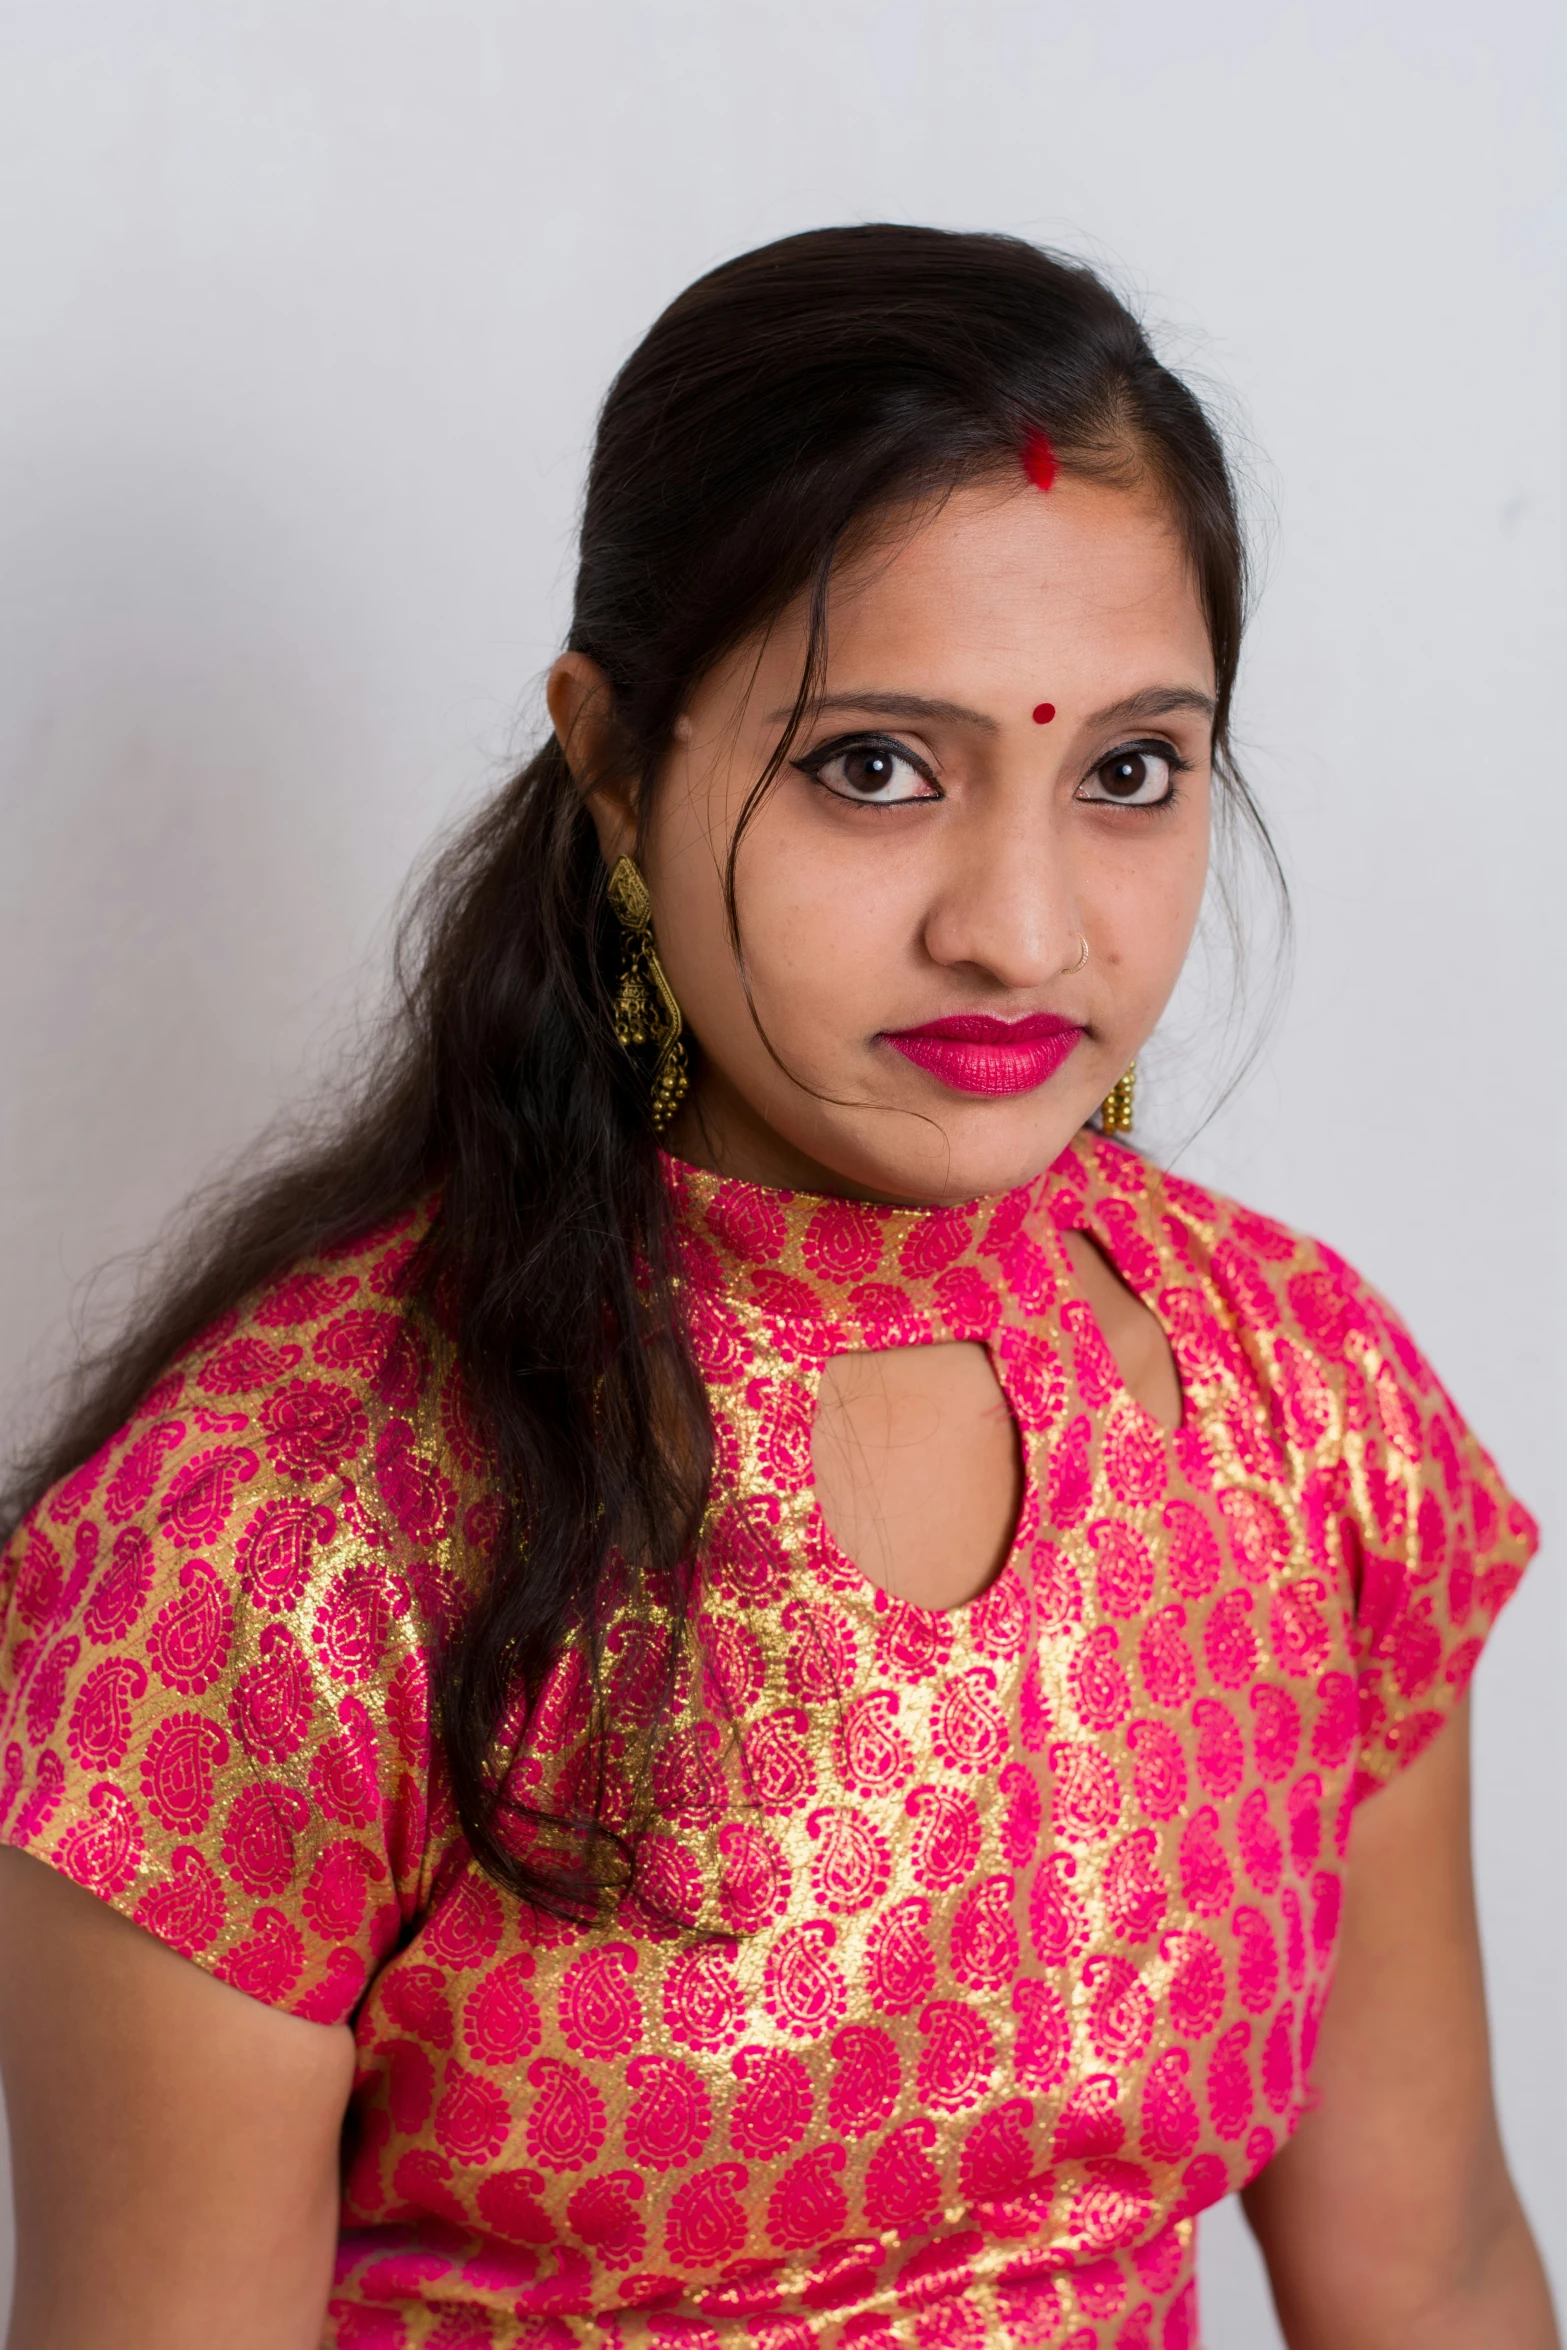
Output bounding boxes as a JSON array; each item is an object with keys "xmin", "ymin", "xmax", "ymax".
[{"xmin": 1242, "ymin": 1695, "xmax": 1558, "ymax": 2348}]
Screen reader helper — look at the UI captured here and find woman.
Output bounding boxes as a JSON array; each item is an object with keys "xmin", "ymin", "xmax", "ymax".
[{"xmin": 0, "ymin": 225, "xmax": 1552, "ymax": 2350}]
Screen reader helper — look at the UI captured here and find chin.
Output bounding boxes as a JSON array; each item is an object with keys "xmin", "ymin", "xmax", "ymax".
[{"xmin": 816, "ymin": 1101, "xmax": 1095, "ymax": 1207}]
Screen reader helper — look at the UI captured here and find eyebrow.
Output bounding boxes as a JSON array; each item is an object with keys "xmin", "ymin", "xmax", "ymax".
[
  {"xmin": 1089, "ymin": 685, "xmax": 1217, "ymax": 727},
  {"xmin": 767, "ymin": 691, "xmax": 999, "ymax": 731},
  {"xmin": 769, "ymin": 684, "xmax": 1217, "ymax": 732}
]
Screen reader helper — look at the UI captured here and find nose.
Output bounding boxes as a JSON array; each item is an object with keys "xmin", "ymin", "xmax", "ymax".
[{"xmin": 919, "ymin": 797, "xmax": 1079, "ymax": 989}]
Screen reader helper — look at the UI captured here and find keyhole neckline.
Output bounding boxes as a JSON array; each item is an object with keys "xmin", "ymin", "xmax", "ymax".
[
  {"xmin": 803, "ymin": 1331, "xmax": 1039, "ymax": 1625},
  {"xmin": 664, "ymin": 1134, "xmax": 1195, "ymax": 1626}
]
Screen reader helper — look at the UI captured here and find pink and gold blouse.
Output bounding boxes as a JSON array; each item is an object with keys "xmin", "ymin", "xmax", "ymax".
[{"xmin": 0, "ymin": 1134, "xmax": 1536, "ymax": 2350}]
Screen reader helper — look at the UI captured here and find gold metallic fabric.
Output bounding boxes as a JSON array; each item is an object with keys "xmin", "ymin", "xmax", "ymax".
[{"xmin": 0, "ymin": 1137, "xmax": 1535, "ymax": 2348}]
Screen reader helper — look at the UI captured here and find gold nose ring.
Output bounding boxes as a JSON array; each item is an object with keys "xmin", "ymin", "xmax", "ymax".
[{"xmin": 1066, "ymin": 935, "xmax": 1089, "ymax": 974}]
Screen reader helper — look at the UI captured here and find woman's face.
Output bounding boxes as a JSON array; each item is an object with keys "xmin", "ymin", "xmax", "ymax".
[{"xmin": 561, "ymin": 472, "xmax": 1216, "ymax": 1206}]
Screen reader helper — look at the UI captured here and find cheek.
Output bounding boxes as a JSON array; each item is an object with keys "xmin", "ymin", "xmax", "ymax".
[
  {"xmin": 653, "ymin": 793, "xmax": 916, "ymax": 1061},
  {"xmin": 735, "ymin": 839, "xmax": 913, "ymax": 1045},
  {"xmin": 1093, "ymin": 829, "xmax": 1210, "ymax": 994},
  {"xmin": 647, "ymin": 846, "xmax": 742, "ymax": 1037}
]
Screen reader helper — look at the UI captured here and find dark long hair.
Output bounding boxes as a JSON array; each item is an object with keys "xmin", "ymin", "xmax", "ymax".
[{"xmin": 2, "ymin": 225, "xmax": 1277, "ymax": 1911}]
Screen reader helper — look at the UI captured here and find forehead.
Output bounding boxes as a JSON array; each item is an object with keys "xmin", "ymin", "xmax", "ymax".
[{"xmin": 810, "ymin": 474, "xmax": 1214, "ymax": 700}]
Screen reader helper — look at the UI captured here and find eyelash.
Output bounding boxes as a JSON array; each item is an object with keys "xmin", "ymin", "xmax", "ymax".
[
  {"xmin": 1076, "ymin": 737, "xmax": 1193, "ymax": 810},
  {"xmin": 792, "ymin": 729, "xmax": 1193, "ymax": 810},
  {"xmin": 792, "ymin": 732, "xmax": 940, "ymax": 805}
]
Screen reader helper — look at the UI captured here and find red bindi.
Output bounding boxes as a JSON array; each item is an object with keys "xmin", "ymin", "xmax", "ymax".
[
  {"xmin": 1021, "ymin": 431, "xmax": 1057, "ymax": 493},
  {"xmin": 1032, "ymin": 702, "xmax": 1056, "ymax": 724}
]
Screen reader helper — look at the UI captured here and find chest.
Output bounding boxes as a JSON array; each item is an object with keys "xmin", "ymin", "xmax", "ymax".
[{"xmin": 351, "ymin": 1260, "xmax": 1369, "ymax": 2293}]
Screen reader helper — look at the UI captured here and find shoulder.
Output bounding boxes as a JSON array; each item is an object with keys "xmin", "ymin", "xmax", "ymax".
[
  {"xmin": 0, "ymin": 1202, "xmax": 494, "ymax": 1758},
  {"xmin": 1042, "ymin": 1132, "xmax": 1535, "ymax": 1532},
  {"xmin": 1044, "ymin": 1135, "xmax": 1535, "ymax": 1784},
  {"xmin": 0, "ymin": 1203, "xmax": 492, "ymax": 2017},
  {"xmin": 1045, "ymin": 1130, "xmax": 1426, "ymax": 1383},
  {"xmin": 55, "ymin": 1204, "xmax": 481, "ymax": 1574},
  {"xmin": 1053, "ymin": 1126, "xmax": 1534, "ymax": 1596},
  {"xmin": 177, "ymin": 1203, "xmax": 449, "ymax": 1493}
]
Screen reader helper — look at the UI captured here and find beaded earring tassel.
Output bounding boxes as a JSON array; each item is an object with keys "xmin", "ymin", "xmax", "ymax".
[
  {"xmin": 1099, "ymin": 1064, "xmax": 1136, "ymax": 1136},
  {"xmin": 607, "ymin": 856, "xmax": 690, "ymax": 1134}
]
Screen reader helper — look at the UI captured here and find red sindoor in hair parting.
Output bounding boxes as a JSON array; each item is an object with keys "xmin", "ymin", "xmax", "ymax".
[{"xmin": 1022, "ymin": 432, "xmax": 1057, "ymax": 493}]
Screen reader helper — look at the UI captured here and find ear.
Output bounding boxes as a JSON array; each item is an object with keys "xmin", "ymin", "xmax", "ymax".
[{"xmin": 547, "ymin": 651, "xmax": 637, "ymax": 865}]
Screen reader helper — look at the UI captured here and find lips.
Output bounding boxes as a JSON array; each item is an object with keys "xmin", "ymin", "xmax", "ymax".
[{"xmin": 881, "ymin": 1012, "xmax": 1085, "ymax": 1098}]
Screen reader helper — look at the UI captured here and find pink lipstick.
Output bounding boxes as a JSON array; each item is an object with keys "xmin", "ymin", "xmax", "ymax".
[{"xmin": 881, "ymin": 1012, "xmax": 1085, "ymax": 1098}]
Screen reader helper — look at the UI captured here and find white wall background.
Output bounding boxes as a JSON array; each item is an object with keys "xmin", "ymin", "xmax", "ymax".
[{"xmin": 0, "ymin": 2, "xmax": 1561, "ymax": 2340}]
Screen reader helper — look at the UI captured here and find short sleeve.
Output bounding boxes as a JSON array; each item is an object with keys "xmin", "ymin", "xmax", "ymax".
[
  {"xmin": 0, "ymin": 1224, "xmax": 467, "ymax": 2025},
  {"xmin": 1307, "ymin": 1246, "xmax": 1540, "ymax": 1798}
]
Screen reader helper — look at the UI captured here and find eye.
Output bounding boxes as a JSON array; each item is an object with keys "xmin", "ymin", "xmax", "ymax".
[
  {"xmin": 795, "ymin": 733, "xmax": 940, "ymax": 807},
  {"xmin": 1077, "ymin": 740, "xmax": 1183, "ymax": 808}
]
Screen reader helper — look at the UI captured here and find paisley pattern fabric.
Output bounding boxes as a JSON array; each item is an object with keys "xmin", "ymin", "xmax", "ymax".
[{"xmin": 0, "ymin": 1134, "xmax": 1535, "ymax": 2350}]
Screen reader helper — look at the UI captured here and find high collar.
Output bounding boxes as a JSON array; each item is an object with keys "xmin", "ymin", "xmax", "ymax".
[{"xmin": 661, "ymin": 1131, "xmax": 1108, "ymax": 1355}]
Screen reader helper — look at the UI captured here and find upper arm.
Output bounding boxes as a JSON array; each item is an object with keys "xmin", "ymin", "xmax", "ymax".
[
  {"xmin": 0, "ymin": 1847, "xmax": 355, "ymax": 2350},
  {"xmin": 1241, "ymin": 1698, "xmax": 1556, "ymax": 2348}
]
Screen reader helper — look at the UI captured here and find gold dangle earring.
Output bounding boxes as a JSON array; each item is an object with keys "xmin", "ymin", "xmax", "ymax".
[
  {"xmin": 1100, "ymin": 1062, "xmax": 1136, "ymax": 1136},
  {"xmin": 606, "ymin": 855, "xmax": 690, "ymax": 1134}
]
